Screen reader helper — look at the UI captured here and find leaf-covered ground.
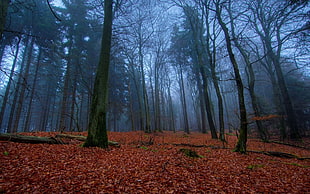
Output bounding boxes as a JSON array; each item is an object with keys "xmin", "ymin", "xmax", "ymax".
[{"xmin": 1, "ymin": 131, "xmax": 309, "ymax": 193}]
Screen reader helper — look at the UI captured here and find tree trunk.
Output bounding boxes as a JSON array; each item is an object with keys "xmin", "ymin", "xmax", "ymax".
[
  {"xmin": 179, "ymin": 66, "xmax": 190, "ymax": 134},
  {"xmin": 139, "ymin": 48, "xmax": 151, "ymax": 133},
  {"xmin": 215, "ymin": 1, "xmax": 248, "ymax": 153},
  {"xmin": 210, "ymin": 41, "xmax": 225, "ymax": 141},
  {"xmin": 13, "ymin": 37, "xmax": 35, "ymax": 132},
  {"xmin": 200, "ymin": 66, "xmax": 218, "ymax": 139},
  {"xmin": 167, "ymin": 76, "xmax": 176, "ymax": 132},
  {"xmin": 270, "ymin": 29, "xmax": 299, "ymax": 139},
  {"xmin": 0, "ymin": 36, "xmax": 21, "ymax": 129},
  {"xmin": 7, "ymin": 36, "xmax": 30, "ymax": 133},
  {"xmin": 59, "ymin": 47, "xmax": 72, "ymax": 132},
  {"xmin": 227, "ymin": 8, "xmax": 268, "ymax": 141},
  {"xmin": 24, "ymin": 48, "xmax": 42, "ymax": 132},
  {"xmin": 84, "ymin": 0, "xmax": 113, "ymax": 148},
  {"xmin": 183, "ymin": 6, "xmax": 218, "ymax": 138}
]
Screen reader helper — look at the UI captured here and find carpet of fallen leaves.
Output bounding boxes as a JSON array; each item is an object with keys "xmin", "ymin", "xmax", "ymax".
[{"xmin": 1, "ymin": 131, "xmax": 309, "ymax": 193}]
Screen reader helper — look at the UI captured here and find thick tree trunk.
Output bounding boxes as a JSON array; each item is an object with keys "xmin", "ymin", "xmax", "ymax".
[{"xmin": 84, "ymin": 0, "xmax": 113, "ymax": 148}]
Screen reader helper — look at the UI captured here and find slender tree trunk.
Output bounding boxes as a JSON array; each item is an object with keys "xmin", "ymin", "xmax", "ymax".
[
  {"xmin": 0, "ymin": 36, "xmax": 21, "ymax": 129},
  {"xmin": 247, "ymin": 63, "xmax": 268, "ymax": 140},
  {"xmin": 256, "ymin": 48, "xmax": 287, "ymax": 139},
  {"xmin": 127, "ymin": 82, "xmax": 135, "ymax": 131},
  {"xmin": 13, "ymin": 37, "xmax": 34, "ymax": 132},
  {"xmin": 199, "ymin": 66, "xmax": 218, "ymax": 139},
  {"xmin": 7, "ymin": 36, "xmax": 30, "ymax": 133},
  {"xmin": 184, "ymin": 7, "xmax": 218, "ymax": 138},
  {"xmin": 210, "ymin": 39, "xmax": 225, "ymax": 141},
  {"xmin": 59, "ymin": 51, "xmax": 72, "ymax": 132},
  {"xmin": 39, "ymin": 83, "xmax": 52, "ymax": 131},
  {"xmin": 24, "ymin": 48, "xmax": 42, "ymax": 132},
  {"xmin": 139, "ymin": 49, "xmax": 151, "ymax": 133},
  {"xmin": 227, "ymin": 8, "xmax": 268, "ymax": 141},
  {"xmin": 215, "ymin": 1, "xmax": 248, "ymax": 153},
  {"xmin": 155, "ymin": 67, "xmax": 161, "ymax": 131},
  {"xmin": 167, "ymin": 76, "xmax": 176, "ymax": 132},
  {"xmin": 179, "ymin": 66, "xmax": 190, "ymax": 134},
  {"xmin": 84, "ymin": 0, "xmax": 113, "ymax": 148},
  {"xmin": 130, "ymin": 67, "xmax": 144, "ymax": 131},
  {"xmin": 69, "ymin": 75, "xmax": 77, "ymax": 131},
  {"xmin": 193, "ymin": 65, "xmax": 207, "ymax": 133},
  {"xmin": 268, "ymin": 30, "xmax": 300, "ymax": 139}
]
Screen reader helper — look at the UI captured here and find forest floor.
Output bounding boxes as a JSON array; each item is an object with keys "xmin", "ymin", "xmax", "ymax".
[{"xmin": 1, "ymin": 131, "xmax": 309, "ymax": 193}]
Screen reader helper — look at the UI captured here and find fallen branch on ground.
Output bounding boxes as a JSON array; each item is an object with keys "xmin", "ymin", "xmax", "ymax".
[
  {"xmin": 0, "ymin": 133, "xmax": 120, "ymax": 147},
  {"xmin": 265, "ymin": 140, "xmax": 310, "ymax": 150},
  {"xmin": 55, "ymin": 133, "xmax": 120, "ymax": 147},
  {"xmin": 248, "ymin": 150, "xmax": 310, "ymax": 160},
  {"xmin": 0, "ymin": 133, "xmax": 64, "ymax": 144}
]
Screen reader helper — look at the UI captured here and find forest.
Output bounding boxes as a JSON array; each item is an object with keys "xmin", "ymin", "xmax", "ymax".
[{"xmin": 0, "ymin": 0, "xmax": 310, "ymax": 193}]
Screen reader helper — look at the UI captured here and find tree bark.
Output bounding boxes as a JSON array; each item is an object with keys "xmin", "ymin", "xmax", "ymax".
[
  {"xmin": 227, "ymin": 7, "xmax": 268, "ymax": 141},
  {"xmin": 0, "ymin": 36, "xmax": 21, "ymax": 129},
  {"xmin": 59, "ymin": 43, "xmax": 73, "ymax": 132},
  {"xmin": 7, "ymin": 36, "xmax": 30, "ymax": 133},
  {"xmin": 179, "ymin": 66, "xmax": 190, "ymax": 134},
  {"xmin": 215, "ymin": 1, "xmax": 248, "ymax": 153},
  {"xmin": 12, "ymin": 37, "xmax": 34, "ymax": 132},
  {"xmin": 24, "ymin": 48, "xmax": 42, "ymax": 132},
  {"xmin": 84, "ymin": 0, "xmax": 113, "ymax": 148}
]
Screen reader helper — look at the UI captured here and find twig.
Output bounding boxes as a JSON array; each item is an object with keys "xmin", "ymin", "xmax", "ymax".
[{"xmin": 46, "ymin": 0, "xmax": 62, "ymax": 22}]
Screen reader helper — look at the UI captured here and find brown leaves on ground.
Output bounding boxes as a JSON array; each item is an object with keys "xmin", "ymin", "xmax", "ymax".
[{"xmin": 1, "ymin": 131, "xmax": 309, "ymax": 193}]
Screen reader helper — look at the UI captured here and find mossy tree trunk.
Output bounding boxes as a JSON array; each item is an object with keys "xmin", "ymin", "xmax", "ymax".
[
  {"xmin": 84, "ymin": 0, "xmax": 113, "ymax": 148},
  {"xmin": 215, "ymin": 1, "xmax": 248, "ymax": 153}
]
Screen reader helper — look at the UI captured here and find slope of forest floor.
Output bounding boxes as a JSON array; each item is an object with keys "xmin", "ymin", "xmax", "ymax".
[{"xmin": 1, "ymin": 131, "xmax": 309, "ymax": 193}]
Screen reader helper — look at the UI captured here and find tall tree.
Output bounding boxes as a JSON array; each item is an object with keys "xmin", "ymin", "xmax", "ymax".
[
  {"xmin": 84, "ymin": 0, "xmax": 113, "ymax": 148},
  {"xmin": 249, "ymin": 0, "xmax": 307, "ymax": 139},
  {"xmin": 226, "ymin": 1, "xmax": 268, "ymax": 141},
  {"xmin": 215, "ymin": 0, "xmax": 248, "ymax": 153},
  {"xmin": 0, "ymin": 36, "xmax": 21, "ymax": 129}
]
